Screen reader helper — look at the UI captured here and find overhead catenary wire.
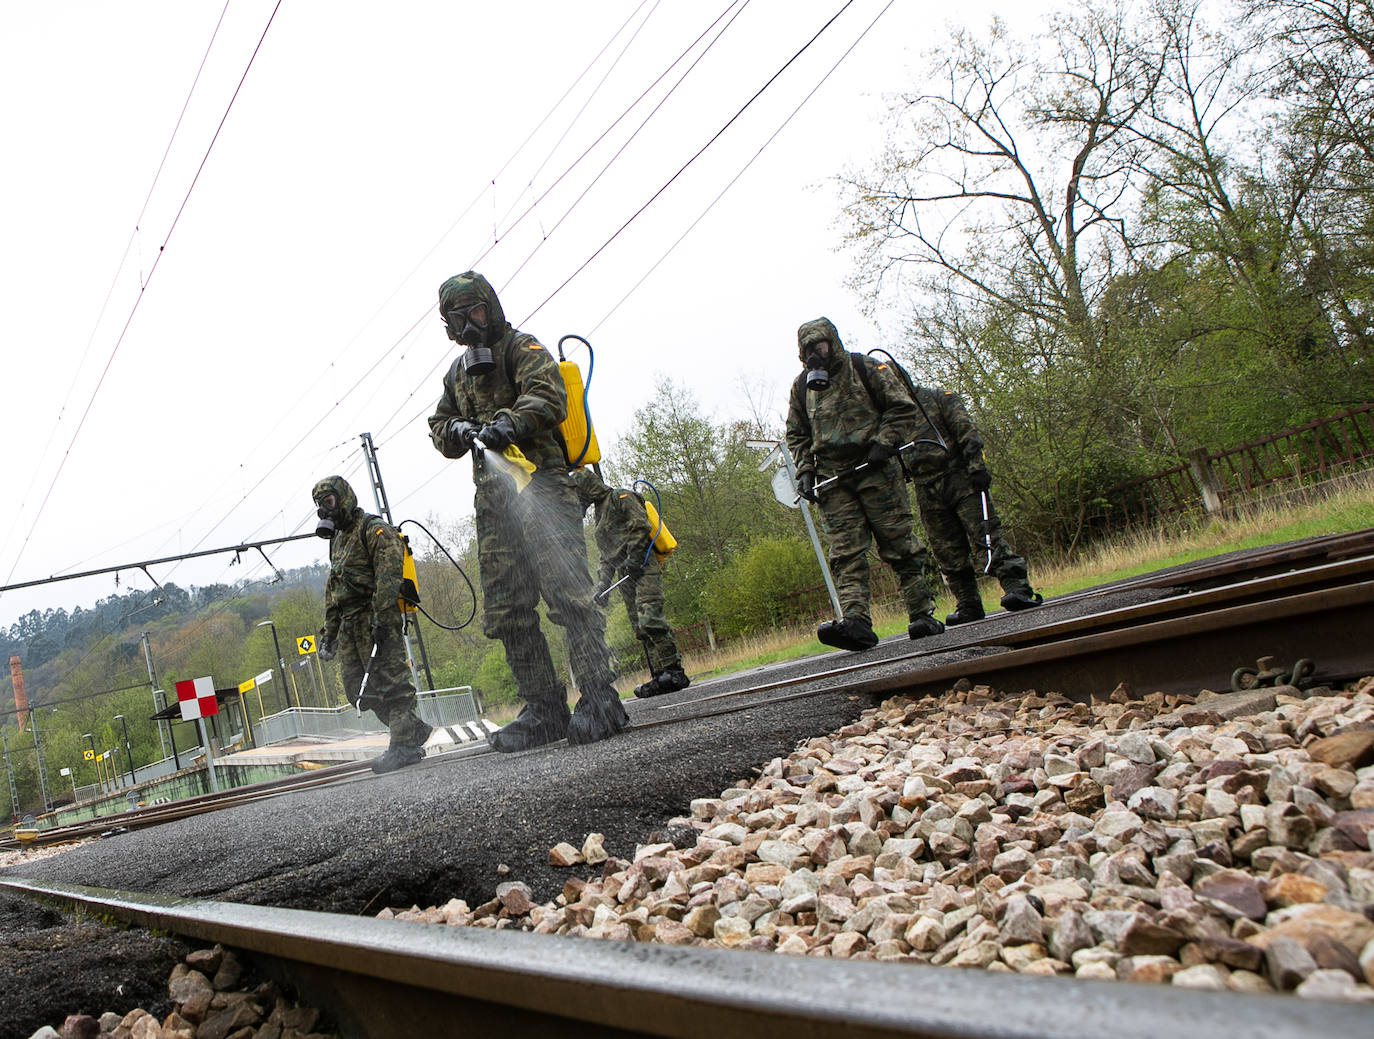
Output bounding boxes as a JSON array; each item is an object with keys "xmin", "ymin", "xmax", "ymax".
[
  {"xmin": 1, "ymin": 0, "xmax": 286, "ymax": 601},
  {"xmin": 0, "ymin": 1, "xmax": 236, "ymax": 571},
  {"xmin": 593, "ymin": 0, "xmax": 897, "ymax": 332},
  {"xmin": 521, "ymin": 0, "xmax": 860, "ymax": 324}
]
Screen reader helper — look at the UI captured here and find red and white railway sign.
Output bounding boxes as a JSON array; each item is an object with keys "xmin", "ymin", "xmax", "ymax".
[{"xmin": 174, "ymin": 675, "xmax": 219, "ymax": 720}]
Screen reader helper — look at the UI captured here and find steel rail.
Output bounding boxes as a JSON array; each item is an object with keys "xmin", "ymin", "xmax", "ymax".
[
  {"xmin": 665, "ymin": 553, "xmax": 1374, "ymax": 714},
  {"xmin": 1, "ymin": 877, "xmax": 1360, "ymax": 1039},
  {"xmin": 11, "ymin": 547, "xmax": 1373, "ymax": 850}
]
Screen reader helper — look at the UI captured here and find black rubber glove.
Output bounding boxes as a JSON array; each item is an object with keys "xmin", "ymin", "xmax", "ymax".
[
  {"xmin": 446, "ymin": 418, "xmax": 481, "ymax": 455},
  {"xmin": 477, "ymin": 413, "xmax": 517, "ymax": 451},
  {"xmin": 318, "ymin": 630, "xmax": 337, "ymax": 662},
  {"xmin": 797, "ymin": 470, "xmax": 817, "ymax": 502},
  {"xmin": 969, "ymin": 468, "xmax": 992, "ymax": 492},
  {"xmin": 626, "ymin": 562, "xmax": 645, "ymax": 580},
  {"xmin": 593, "ymin": 589, "xmax": 610, "ymax": 608},
  {"xmin": 370, "ymin": 619, "xmax": 389, "ymax": 649},
  {"xmin": 866, "ymin": 442, "xmax": 896, "ymax": 467}
]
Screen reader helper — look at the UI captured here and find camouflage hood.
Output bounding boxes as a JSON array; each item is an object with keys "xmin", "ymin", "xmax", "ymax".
[
  {"xmin": 312, "ymin": 474, "xmax": 362, "ymax": 530},
  {"xmin": 568, "ymin": 466, "xmax": 613, "ymax": 511},
  {"xmin": 437, "ymin": 271, "xmax": 511, "ymax": 342},
  {"xmin": 797, "ymin": 317, "xmax": 845, "ymax": 373}
]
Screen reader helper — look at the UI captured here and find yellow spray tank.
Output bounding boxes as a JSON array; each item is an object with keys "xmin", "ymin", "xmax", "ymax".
[
  {"xmin": 556, "ymin": 334, "xmax": 600, "ymax": 468},
  {"xmin": 642, "ymin": 499, "xmax": 676, "ymax": 560},
  {"xmin": 398, "ymin": 534, "xmax": 420, "ymax": 614}
]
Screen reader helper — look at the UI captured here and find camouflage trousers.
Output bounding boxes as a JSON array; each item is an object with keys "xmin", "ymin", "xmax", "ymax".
[
  {"xmin": 912, "ymin": 469, "xmax": 1032, "ymax": 593},
  {"xmin": 476, "ymin": 468, "xmax": 616, "ymax": 708},
  {"xmin": 337, "ymin": 612, "xmax": 429, "ymax": 748},
  {"xmin": 815, "ymin": 460, "xmax": 935, "ymax": 624},
  {"xmin": 614, "ymin": 556, "xmax": 681, "ymax": 673}
]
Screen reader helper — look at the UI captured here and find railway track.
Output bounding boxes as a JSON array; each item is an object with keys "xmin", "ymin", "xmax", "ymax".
[
  {"xmin": 2, "ymin": 876, "xmax": 1365, "ymax": 1039},
  {"xmin": 4, "ymin": 533, "xmax": 1373, "ymax": 1036},
  {"xmin": 7, "ymin": 534, "xmax": 1372, "ymax": 853}
]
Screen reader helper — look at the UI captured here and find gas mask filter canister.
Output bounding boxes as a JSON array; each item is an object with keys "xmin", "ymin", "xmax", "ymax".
[
  {"xmin": 805, "ymin": 366, "xmax": 830, "ymax": 392},
  {"xmin": 461, "ymin": 345, "xmax": 496, "ymax": 377},
  {"xmin": 315, "ymin": 495, "xmax": 339, "ymax": 539}
]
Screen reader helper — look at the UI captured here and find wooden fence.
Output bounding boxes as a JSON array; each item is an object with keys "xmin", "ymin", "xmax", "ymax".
[{"xmin": 1089, "ymin": 403, "xmax": 1374, "ymax": 533}]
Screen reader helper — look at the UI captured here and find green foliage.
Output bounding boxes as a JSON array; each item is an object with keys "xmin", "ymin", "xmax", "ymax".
[
  {"xmin": 700, "ymin": 537, "xmax": 821, "ymax": 640},
  {"xmin": 472, "ymin": 646, "xmax": 517, "ymax": 708}
]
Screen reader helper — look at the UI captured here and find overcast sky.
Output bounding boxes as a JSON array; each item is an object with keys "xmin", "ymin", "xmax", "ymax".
[{"xmin": 0, "ymin": 0, "xmax": 1035, "ymax": 631}]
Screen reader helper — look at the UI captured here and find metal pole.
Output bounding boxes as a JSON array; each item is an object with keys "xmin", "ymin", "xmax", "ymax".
[
  {"xmin": 196, "ymin": 716, "xmax": 218, "ymax": 793},
  {"xmin": 259, "ymin": 621, "xmax": 297, "ymax": 710},
  {"xmin": 29, "ymin": 710, "xmax": 52, "ymax": 813},
  {"xmin": 82, "ymin": 734, "xmax": 101, "ymax": 793},
  {"xmin": 1, "ymin": 733, "xmax": 18, "ymax": 822},
  {"xmin": 65, "ymin": 767, "xmax": 77, "ymax": 802},
  {"xmin": 141, "ymin": 632, "xmax": 170, "ymax": 762},
  {"xmin": 157, "ymin": 692, "xmax": 182, "ymax": 772},
  {"xmin": 115, "ymin": 714, "xmax": 135, "ymax": 786},
  {"xmin": 778, "ymin": 447, "xmax": 843, "ymax": 621},
  {"xmin": 360, "ymin": 431, "xmax": 432, "ymax": 691}
]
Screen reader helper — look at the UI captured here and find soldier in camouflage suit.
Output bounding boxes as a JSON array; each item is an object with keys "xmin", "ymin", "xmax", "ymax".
[
  {"xmin": 569, "ymin": 467, "xmax": 690, "ymax": 698},
  {"xmin": 898, "ymin": 385, "xmax": 1041, "ymax": 624},
  {"xmin": 785, "ymin": 317, "xmax": 944, "ymax": 652},
  {"xmin": 313, "ymin": 475, "xmax": 432, "ymax": 774},
  {"xmin": 427, "ymin": 271, "xmax": 628, "ymax": 751}
]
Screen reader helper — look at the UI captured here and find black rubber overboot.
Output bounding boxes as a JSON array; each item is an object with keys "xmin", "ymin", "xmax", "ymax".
[
  {"xmin": 488, "ymin": 700, "xmax": 570, "ymax": 753},
  {"xmin": 817, "ymin": 617, "xmax": 879, "ymax": 652},
  {"xmin": 907, "ymin": 613, "xmax": 945, "ymax": 639},
  {"xmin": 370, "ymin": 744, "xmax": 425, "ymax": 774},
  {"xmin": 1000, "ymin": 586, "xmax": 1043, "ymax": 611},
  {"xmin": 635, "ymin": 665, "xmax": 690, "ymax": 698},
  {"xmin": 567, "ymin": 686, "xmax": 629, "ymax": 745}
]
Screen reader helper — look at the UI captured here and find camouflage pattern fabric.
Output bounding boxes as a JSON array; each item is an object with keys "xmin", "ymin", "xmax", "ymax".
[
  {"xmin": 427, "ymin": 271, "xmax": 571, "ymax": 473},
  {"xmin": 898, "ymin": 385, "xmax": 987, "ymax": 483},
  {"xmin": 612, "ymin": 556, "xmax": 680, "ymax": 672},
  {"xmin": 314, "ymin": 475, "xmax": 427, "ymax": 748},
  {"xmin": 337, "ymin": 613, "xmax": 429, "ymax": 748},
  {"xmin": 814, "ymin": 462, "xmax": 936, "ymax": 624},
  {"xmin": 913, "ymin": 468, "xmax": 1033, "ymax": 595},
  {"xmin": 571, "ymin": 469, "xmax": 682, "ymax": 673},
  {"xmin": 427, "ymin": 273, "xmax": 618, "ymax": 715},
  {"xmin": 783, "ymin": 318, "xmax": 936, "ymax": 624},
  {"xmin": 785, "ymin": 319, "xmax": 919, "ymax": 480}
]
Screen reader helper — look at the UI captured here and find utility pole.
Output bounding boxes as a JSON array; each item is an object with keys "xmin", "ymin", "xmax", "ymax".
[
  {"xmin": 28, "ymin": 709, "xmax": 52, "ymax": 813},
  {"xmin": 360, "ymin": 431, "xmax": 433, "ymax": 691},
  {"xmin": 141, "ymin": 632, "xmax": 171, "ymax": 763},
  {"xmin": 114, "ymin": 714, "xmax": 135, "ymax": 786},
  {"xmin": 1, "ymin": 733, "xmax": 18, "ymax": 823}
]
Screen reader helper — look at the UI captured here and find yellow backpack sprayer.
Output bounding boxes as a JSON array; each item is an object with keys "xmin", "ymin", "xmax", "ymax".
[{"xmin": 557, "ymin": 334, "xmax": 600, "ymax": 469}]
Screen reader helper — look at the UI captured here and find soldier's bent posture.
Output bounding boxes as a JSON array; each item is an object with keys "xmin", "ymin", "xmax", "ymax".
[
  {"xmin": 313, "ymin": 475, "xmax": 431, "ymax": 774},
  {"xmin": 570, "ymin": 467, "xmax": 690, "ymax": 698},
  {"xmin": 899, "ymin": 386, "xmax": 1041, "ymax": 624},
  {"xmin": 785, "ymin": 317, "xmax": 943, "ymax": 652},
  {"xmin": 427, "ymin": 271, "xmax": 627, "ymax": 751}
]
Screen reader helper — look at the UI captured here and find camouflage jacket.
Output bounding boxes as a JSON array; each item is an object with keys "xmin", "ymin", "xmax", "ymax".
[
  {"xmin": 900, "ymin": 385, "xmax": 987, "ymax": 483},
  {"xmin": 590, "ymin": 487, "xmax": 654, "ymax": 588},
  {"xmin": 785, "ymin": 343, "xmax": 918, "ymax": 478},
  {"xmin": 427, "ymin": 272, "xmax": 570, "ymax": 476},
  {"xmin": 322, "ymin": 509, "xmax": 406, "ymax": 641}
]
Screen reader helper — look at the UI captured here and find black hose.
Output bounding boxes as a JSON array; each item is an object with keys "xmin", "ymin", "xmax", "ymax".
[{"xmin": 398, "ymin": 519, "xmax": 478, "ymax": 631}]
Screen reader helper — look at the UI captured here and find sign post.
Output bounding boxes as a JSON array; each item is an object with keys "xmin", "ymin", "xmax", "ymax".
[
  {"xmin": 175, "ymin": 676, "xmax": 220, "ymax": 793},
  {"xmin": 747, "ymin": 439, "xmax": 843, "ymax": 621}
]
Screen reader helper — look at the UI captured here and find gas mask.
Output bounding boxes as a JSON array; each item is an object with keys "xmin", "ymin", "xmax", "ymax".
[
  {"xmin": 444, "ymin": 303, "xmax": 495, "ymax": 376},
  {"xmin": 315, "ymin": 493, "xmax": 340, "ymax": 540},
  {"xmin": 803, "ymin": 339, "xmax": 832, "ymax": 392}
]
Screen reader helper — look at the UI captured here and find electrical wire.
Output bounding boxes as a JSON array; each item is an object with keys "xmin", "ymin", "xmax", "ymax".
[
  {"xmin": 521, "ymin": 0, "xmax": 859, "ymax": 324},
  {"xmin": 1, "ymin": 0, "xmax": 286, "ymax": 599},
  {"xmin": 0, "ymin": 1, "xmax": 236, "ymax": 572},
  {"xmin": 592, "ymin": 0, "xmax": 896, "ymax": 332}
]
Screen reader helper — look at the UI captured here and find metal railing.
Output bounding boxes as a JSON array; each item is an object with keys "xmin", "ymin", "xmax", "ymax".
[{"xmin": 255, "ymin": 688, "xmax": 481, "ymax": 745}]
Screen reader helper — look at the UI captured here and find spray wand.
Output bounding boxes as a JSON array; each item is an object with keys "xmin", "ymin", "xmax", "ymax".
[{"xmin": 356, "ymin": 640, "xmax": 379, "ymax": 717}]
